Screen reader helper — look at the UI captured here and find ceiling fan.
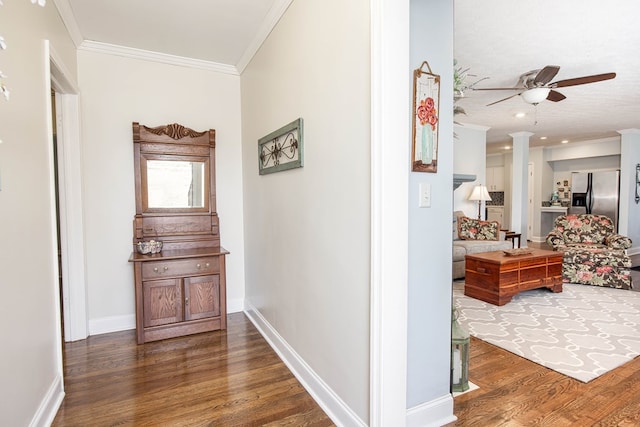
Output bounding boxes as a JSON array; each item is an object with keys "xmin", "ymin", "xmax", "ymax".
[{"xmin": 474, "ymin": 65, "xmax": 616, "ymax": 106}]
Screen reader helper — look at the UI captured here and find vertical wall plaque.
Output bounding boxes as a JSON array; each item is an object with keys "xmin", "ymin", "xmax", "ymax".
[{"xmin": 411, "ymin": 61, "xmax": 440, "ymax": 173}]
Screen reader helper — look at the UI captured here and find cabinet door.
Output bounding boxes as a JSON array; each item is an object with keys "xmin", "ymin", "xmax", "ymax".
[
  {"xmin": 143, "ymin": 278, "xmax": 182, "ymax": 327},
  {"xmin": 487, "ymin": 208, "xmax": 503, "ymax": 226},
  {"xmin": 184, "ymin": 275, "xmax": 220, "ymax": 321},
  {"xmin": 487, "ymin": 167, "xmax": 505, "ymax": 191},
  {"xmin": 492, "ymin": 167, "xmax": 504, "ymax": 191}
]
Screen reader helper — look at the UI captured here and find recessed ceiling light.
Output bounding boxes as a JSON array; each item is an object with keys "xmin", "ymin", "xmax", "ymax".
[
  {"xmin": 504, "ymin": 146, "xmax": 511, "ymax": 150},
  {"xmin": 561, "ymin": 140, "xmax": 569, "ymax": 144},
  {"xmin": 540, "ymin": 136, "xmax": 547, "ymax": 140},
  {"xmin": 514, "ymin": 112, "xmax": 526, "ymax": 118}
]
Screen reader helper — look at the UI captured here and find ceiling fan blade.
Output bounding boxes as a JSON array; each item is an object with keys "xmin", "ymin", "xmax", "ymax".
[
  {"xmin": 474, "ymin": 87, "xmax": 523, "ymax": 91},
  {"xmin": 551, "ymin": 72, "xmax": 616, "ymax": 88},
  {"xmin": 533, "ymin": 66, "xmax": 560, "ymax": 86},
  {"xmin": 487, "ymin": 93, "xmax": 521, "ymax": 106},
  {"xmin": 546, "ymin": 90, "xmax": 566, "ymax": 102}
]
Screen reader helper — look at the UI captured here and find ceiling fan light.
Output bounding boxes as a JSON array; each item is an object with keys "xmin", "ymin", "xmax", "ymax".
[{"xmin": 521, "ymin": 87, "xmax": 551, "ymax": 104}]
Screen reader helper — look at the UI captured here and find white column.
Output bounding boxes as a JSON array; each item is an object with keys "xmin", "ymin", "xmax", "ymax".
[
  {"xmin": 509, "ymin": 132, "xmax": 533, "ymax": 244},
  {"xmin": 617, "ymin": 129, "xmax": 640, "ymax": 256}
]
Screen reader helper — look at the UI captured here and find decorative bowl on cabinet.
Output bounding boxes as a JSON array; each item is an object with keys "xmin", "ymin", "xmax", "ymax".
[{"xmin": 136, "ymin": 240, "xmax": 163, "ymax": 254}]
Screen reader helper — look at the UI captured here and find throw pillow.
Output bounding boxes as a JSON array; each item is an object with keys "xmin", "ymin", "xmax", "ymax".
[{"xmin": 458, "ymin": 216, "xmax": 500, "ymax": 241}]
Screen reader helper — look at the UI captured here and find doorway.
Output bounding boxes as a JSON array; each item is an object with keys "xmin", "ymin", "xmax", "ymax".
[{"xmin": 49, "ymin": 44, "xmax": 88, "ymax": 343}]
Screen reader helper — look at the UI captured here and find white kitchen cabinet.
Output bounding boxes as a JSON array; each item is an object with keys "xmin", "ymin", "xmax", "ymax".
[
  {"xmin": 487, "ymin": 206, "xmax": 504, "ymax": 227},
  {"xmin": 486, "ymin": 166, "xmax": 504, "ymax": 191}
]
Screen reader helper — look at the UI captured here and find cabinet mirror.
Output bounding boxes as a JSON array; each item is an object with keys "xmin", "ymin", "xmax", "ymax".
[{"xmin": 140, "ymin": 154, "xmax": 210, "ymax": 213}]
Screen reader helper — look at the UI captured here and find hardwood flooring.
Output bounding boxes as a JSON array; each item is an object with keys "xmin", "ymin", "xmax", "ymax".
[
  {"xmin": 453, "ymin": 337, "xmax": 640, "ymax": 426},
  {"xmin": 52, "ymin": 313, "xmax": 334, "ymax": 427}
]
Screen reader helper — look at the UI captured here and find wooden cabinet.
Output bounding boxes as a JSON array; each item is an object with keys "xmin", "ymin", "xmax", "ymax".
[
  {"xmin": 132, "ymin": 250, "xmax": 227, "ymax": 343},
  {"xmin": 487, "ymin": 166, "xmax": 504, "ymax": 191},
  {"xmin": 129, "ymin": 122, "xmax": 228, "ymax": 344}
]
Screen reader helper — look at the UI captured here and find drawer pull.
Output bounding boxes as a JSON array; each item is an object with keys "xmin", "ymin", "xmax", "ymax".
[
  {"xmin": 477, "ymin": 267, "xmax": 486, "ymax": 273},
  {"xmin": 196, "ymin": 263, "xmax": 201, "ymax": 269},
  {"xmin": 152, "ymin": 266, "xmax": 169, "ymax": 273},
  {"xmin": 185, "ymin": 297, "xmax": 189, "ymax": 305}
]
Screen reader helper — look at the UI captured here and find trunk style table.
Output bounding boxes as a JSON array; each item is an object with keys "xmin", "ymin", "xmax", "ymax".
[{"xmin": 464, "ymin": 248, "xmax": 563, "ymax": 306}]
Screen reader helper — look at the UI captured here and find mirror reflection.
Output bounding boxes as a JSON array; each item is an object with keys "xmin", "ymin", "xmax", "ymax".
[{"xmin": 147, "ymin": 160, "xmax": 205, "ymax": 208}]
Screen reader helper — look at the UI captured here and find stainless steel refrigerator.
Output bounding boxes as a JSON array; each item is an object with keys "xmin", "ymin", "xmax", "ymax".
[{"xmin": 570, "ymin": 170, "xmax": 620, "ymax": 230}]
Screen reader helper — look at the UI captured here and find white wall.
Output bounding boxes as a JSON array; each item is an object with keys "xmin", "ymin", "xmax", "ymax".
[
  {"xmin": 0, "ymin": 1, "xmax": 76, "ymax": 425},
  {"xmin": 407, "ymin": 0, "xmax": 455, "ymax": 415},
  {"xmin": 453, "ymin": 124, "xmax": 488, "ymax": 217},
  {"xmin": 77, "ymin": 50, "xmax": 246, "ymax": 331},
  {"xmin": 240, "ymin": 0, "xmax": 371, "ymax": 423},
  {"xmin": 546, "ymin": 136, "xmax": 620, "ymax": 162}
]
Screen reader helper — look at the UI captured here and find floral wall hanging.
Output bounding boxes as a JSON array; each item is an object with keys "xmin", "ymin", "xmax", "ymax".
[{"xmin": 411, "ymin": 61, "xmax": 440, "ymax": 173}]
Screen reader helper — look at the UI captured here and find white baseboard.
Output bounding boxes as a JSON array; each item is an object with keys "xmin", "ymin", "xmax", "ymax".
[
  {"xmin": 244, "ymin": 302, "xmax": 367, "ymax": 427},
  {"xmin": 406, "ymin": 394, "xmax": 456, "ymax": 427},
  {"xmin": 29, "ymin": 374, "xmax": 65, "ymax": 427},
  {"xmin": 226, "ymin": 297, "xmax": 244, "ymax": 314},
  {"xmin": 529, "ymin": 235, "xmax": 545, "ymax": 244},
  {"xmin": 89, "ymin": 314, "xmax": 136, "ymax": 335},
  {"xmin": 87, "ymin": 298, "xmax": 245, "ymax": 336}
]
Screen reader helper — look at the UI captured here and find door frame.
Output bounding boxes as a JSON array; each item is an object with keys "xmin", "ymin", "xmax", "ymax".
[{"xmin": 49, "ymin": 42, "xmax": 88, "ymax": 342}]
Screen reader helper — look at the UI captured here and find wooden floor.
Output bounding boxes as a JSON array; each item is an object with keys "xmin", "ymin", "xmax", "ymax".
[
  {"xmin": 453, "ymin": 240, "xmax": 640, "ymax": 426},
  {"xmin": 453, "ymin": 337, "xmax": 640, "ymax": 426},
  {"xmin": 52, "ymin": 313, "xmax": 334, "ymax": 426}
]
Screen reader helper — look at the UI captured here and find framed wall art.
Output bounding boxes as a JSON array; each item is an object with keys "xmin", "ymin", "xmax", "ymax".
[
  {"xmin": 258, "ymin": 118, "xmax": 304, "ymax": 175},
  {"xmin": 411, "ymin": 61, "xmax": 440, "ymax": 173}
]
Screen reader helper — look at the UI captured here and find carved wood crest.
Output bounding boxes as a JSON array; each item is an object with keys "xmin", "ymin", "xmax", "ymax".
[{"xmin": 143, "ymin": 123, "xmax": 207, "ymax": 140}]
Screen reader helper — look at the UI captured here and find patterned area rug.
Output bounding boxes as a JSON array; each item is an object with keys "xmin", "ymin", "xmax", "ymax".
[{"xmin": 453, "ymin": 282, "xmax": 640, "ymax": 383}]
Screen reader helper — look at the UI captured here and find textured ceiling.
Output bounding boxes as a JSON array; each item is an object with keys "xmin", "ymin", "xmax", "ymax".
[
  {"xmin": 62, "ymin": 0, "xmax": 640, "ymax": 154},
  {"xmin": 455, "ymin": 0, "xmax": 640, "ymax": 153}
]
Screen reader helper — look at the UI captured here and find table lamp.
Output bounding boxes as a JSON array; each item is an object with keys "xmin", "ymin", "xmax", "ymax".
[{"xmin": 468, "ymin": 184, "xmax": 491, "ymax": 220}]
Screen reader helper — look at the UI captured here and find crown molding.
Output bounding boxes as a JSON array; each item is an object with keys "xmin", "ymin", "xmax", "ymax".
[
  {"xmin": 78, "ymin": 41, "xmax": 239, "ymax": 76},
  {"xmin": 618, "ymin": 128, "xmax": 640, "ymax": 135},
  {"xmin": 235, "ymin": 0, "xmax": 293, "ymax": 74},
  {"xmin": 52, "ymin": 0, "xmax": 84, "ymax": 47}
]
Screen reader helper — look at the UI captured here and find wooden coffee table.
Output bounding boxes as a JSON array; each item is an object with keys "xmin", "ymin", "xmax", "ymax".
[{"xmin": 464, "ymin": 248, "xmax": 563, "ymax": 306}]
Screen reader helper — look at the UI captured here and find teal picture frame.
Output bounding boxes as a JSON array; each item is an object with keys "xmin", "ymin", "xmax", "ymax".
[{"xmin": 258, "ymin": 118, "xmax": 304, "ymax": 175}]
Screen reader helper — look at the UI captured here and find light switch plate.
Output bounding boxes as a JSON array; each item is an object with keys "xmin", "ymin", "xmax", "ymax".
[{"xmin": 419, "ymin": 183, "xmax": 431, "ymax": 208}]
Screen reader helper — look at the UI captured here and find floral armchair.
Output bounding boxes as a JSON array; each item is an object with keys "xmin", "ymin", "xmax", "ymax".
[{"xmin": 546, "ymin": 214, "xmax": 633, "ymax": 289}]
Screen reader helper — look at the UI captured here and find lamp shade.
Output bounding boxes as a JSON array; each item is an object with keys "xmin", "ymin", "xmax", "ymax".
[
  {"xmin": 468, "ymin": 185, "xmax": 492, "ymax": 202},
  {"xmin": 521, "ymin": 87, "xmax": 550, "ymax": 104}
]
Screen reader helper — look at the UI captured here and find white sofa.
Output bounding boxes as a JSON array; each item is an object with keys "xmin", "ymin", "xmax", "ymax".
[{"xmin": 452, "ymin": 211, "xmax": 512, "ymax": 280}]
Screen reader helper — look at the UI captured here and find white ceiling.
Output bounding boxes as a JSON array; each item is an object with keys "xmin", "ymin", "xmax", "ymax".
[
  {"xmin": 62, "ymin": 0, "xmax": 286, "ymax": 71},
  {"xmin": 455, "ymin": 0, "xmax": 640, "ymax": 153},
  {"xmin": 61, "ymin": 0, "xmax": 640, "ymax": 154}
]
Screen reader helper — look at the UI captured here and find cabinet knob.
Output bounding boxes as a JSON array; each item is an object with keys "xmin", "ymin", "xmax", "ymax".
[
  {"xmin": 196, "ymin": 263, "xmax": 201, "ymax": 269},
  {"xmin": 185, "ymin": 297, "xmax": 189, "ymax": 305},
  {"xmin": 163, "ymin": 266, "xmax": 168, "ymax": 271},
  {"xmin": 153, "ymin": 267, "xmax": 158, "ymax": 273}
]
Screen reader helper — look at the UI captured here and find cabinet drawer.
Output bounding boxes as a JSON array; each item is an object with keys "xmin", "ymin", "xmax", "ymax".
[{"xmin": 142, "ymin": 256, "xmax": 220, "ymax": 279}]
